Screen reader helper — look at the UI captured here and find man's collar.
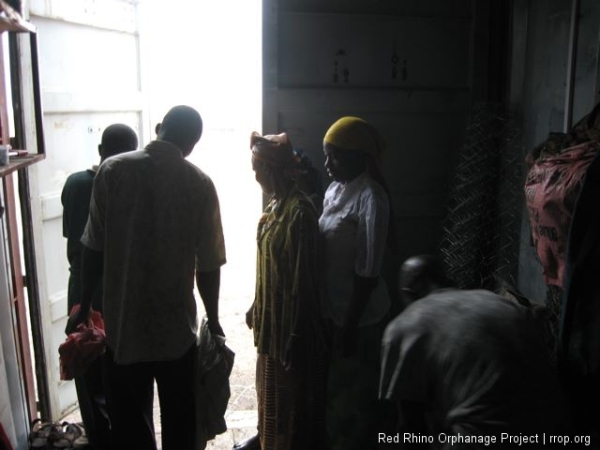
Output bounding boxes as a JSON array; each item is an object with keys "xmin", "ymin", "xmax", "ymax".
[{"xmin": 146, "ymin": 140, "xmax": 183, "ymax": 155}]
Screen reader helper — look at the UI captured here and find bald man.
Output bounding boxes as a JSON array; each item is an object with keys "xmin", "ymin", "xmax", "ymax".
[
  {"xmin": 67, "ymin": 106, "xmax": 227, "ymax": 450},
  {"xmin": 379, "ymin": 255, "xmax": 568, "ymax": 448}
]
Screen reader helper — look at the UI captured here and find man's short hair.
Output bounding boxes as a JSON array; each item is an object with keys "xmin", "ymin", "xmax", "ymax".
[
  {"xmin": 157, "ymin": 105, "xmax": 203, "ymax": 153},
  {"xmin": 100, "ymin": 124, "xmax": 138, "ymax": 160},
  {"xmin": 399, "ymin": 255, "xmax": 452, "ymax": 300}
]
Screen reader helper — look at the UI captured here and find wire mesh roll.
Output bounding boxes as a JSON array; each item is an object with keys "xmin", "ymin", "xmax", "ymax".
[{"xmin": 440, "ymin": 103, "xmax": 522, "ymax": 292}]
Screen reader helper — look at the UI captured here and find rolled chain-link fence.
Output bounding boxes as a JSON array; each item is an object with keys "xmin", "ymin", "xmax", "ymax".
[{"xmin": 440, "ymin": 103, "xmax": 523, "ymax": 293}]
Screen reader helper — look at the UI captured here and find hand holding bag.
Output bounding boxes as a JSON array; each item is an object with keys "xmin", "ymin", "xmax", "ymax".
[{"xmin": 194, "ymin": 315, "xmax": 235, "ymax": 449}]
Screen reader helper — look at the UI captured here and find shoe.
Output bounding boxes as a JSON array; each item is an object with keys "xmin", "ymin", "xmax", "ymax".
[
  {"xmin": 73, "ymin": 434, "xmax": 90, "ymax": 448},
  {"xmin": 63, "ymin": 422, "xmax": 85, "ymax": 445},
  {"xmin": 29, "ymin": 419, "xmax": 58, "ymax": 449},
  {"xmin": 49, "ymin": 421, "xmax": 84, "ymax": 448},
  {"xmin": 46, "ymin": 422, "xmax": 70, "ymax": 448},
  {"xmin": 233, "ymin": 433, "xmax": 261, "ymax": 450}
]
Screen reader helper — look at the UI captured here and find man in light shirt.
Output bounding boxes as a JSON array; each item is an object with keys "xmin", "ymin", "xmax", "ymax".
[{"xmin": 67, "ymin": 105, "xmax": 226, "ymax": 450}]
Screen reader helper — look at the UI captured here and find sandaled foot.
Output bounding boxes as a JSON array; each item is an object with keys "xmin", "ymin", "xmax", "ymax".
[{"xmin": 233, "ymin": 433, "xmax": 261, "ymax": 450}]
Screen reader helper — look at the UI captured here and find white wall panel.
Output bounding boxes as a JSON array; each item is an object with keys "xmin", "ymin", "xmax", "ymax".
[
  {"xmin": 27, "ymin": 0, "xmax": 143, "ymax": 419},
  {"xmin": 34, "ymin": 17, "xmax": 139, "ymax": 92}
]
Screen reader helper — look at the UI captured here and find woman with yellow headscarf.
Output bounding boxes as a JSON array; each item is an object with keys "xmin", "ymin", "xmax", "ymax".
[
  {"xmin": 319, "ymin": 116, "xmax": 396, "ymax": 450},
  {"xmin": 242, "ymin": 132, "xmax": 327, "ymax": 450}
]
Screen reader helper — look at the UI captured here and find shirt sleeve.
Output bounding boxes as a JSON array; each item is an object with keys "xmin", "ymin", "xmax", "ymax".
[
  {"xmin": 81, "ymin": 168, "xmax": 106, "ymax": 252},
  {"xmin": 195, "ymin": 178, "xmax": 227, "ymax": 272},
  {"xmin": 380, "ymin": 316, "xmax": 429, "ymax": 403},
  {"xmin": 354, "ymin": 185, "xmax": 389, "ymax": 277}
]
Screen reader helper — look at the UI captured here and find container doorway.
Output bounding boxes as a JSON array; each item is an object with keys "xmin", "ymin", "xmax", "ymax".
[{"xmin": 28, "ymin": 1, "xmax": 262, "ymax": 444}]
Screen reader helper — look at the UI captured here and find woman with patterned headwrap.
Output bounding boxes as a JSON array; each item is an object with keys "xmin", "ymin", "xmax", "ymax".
[
  {"xmin": 244, "ymin": 131, "xmax": 328, "ymax": 450},
  {"xmin": 319, "ymin": 116, "xmax": 396, "ymax": 450}
]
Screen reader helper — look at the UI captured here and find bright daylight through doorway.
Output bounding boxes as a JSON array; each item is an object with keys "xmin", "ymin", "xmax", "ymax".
[{"xmin": 139, "ymin": 0, "xmax": 263, "ymax": 303}]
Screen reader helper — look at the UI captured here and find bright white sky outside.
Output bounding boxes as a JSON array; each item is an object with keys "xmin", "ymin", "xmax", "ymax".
[{"xmin": 139, "ymin": 1, "xmax": 263, "ymax": 300}]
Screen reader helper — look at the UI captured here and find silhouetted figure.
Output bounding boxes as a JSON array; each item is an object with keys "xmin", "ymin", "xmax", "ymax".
[
  {"xmin": 61, "ymin": 123, "xmax": 138, "ymax": 450},
  {"xmin": 319, "ymin": 116, "xmax": 396, "ymax": 450},
  {"xmin": 244, "ymin": 132, "xmax": 327, "ymax": 450},
  {"xmin": 560, "ymin": 149, "xmax": 600, "ymax": 443},
  {"xmin": 67, "ymin": 106, "xmax": 227, "ymax": 450},
  {"xmin": 380, "ymin": 255, "xmax": 569, "ymax": 449}
]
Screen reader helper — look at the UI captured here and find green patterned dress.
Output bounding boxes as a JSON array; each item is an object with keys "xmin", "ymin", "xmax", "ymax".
[{"xmin": 253, "ymin": 186, "xmax": 327, "ymax": 450}]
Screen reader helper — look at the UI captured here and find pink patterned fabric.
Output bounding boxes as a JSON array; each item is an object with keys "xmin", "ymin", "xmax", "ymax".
[
  {"xmin": 59, "ymin": 305, "xmax": 106, "ymax": 380},
  {"xmin": 525, "ymin": 141, "xmax": 599, "ymax": 286}
]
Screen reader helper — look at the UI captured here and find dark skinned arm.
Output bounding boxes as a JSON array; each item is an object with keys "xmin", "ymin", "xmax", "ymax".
[
  {"xmin": 65, "ymin": 246, "xmax": 103, "ymax": 334},
  {"xmin": 196, "ymin": 268, "xmax": 224, "ymax": 337},
  {"xmin": 341, "ymin": 274, "xmax": 378, "ymax": 356}
]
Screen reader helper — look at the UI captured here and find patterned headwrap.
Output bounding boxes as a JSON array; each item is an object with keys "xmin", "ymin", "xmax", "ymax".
[
  {"xmin": 323, "ymin": 116, "xmax": 385, "ymax": 160},
  {"xmin": 250, "ymin": 131, "xmax": 300, "ymax": 169}
]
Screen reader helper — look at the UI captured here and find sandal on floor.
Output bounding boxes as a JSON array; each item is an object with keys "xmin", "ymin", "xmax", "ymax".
[
  {"xmin": 233, "ymin": 433, "xmax": 261, "ymax": 450},
  {"xmin": 47, "ymin": 421, "xmax": 74, "ymax": 449},
  {"xmin": 29, "ymin": 419, "xmax": 59, "ymax": 449},
  {"xmin": 73, "ymin": 434, "xmax": 90, "ymax": 449},
  {"xmin": 62, "ymin": 421, "xmax": 84, "ymax": 446}
]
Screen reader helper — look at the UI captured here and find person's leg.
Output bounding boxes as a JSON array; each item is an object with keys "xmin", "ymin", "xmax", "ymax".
[
  {"xmin": 256, "ymin": 354, "xmax": 267, "ymax": 450},
  {"xmin": 232, "ymin": 353, "xmax": 261, "ymax": 450},
  {"xmin": 103, "ymin": 347, "xmax": 156, "ymax": 450},
  {"xmin": 78, "ymin": 356, "xmax": 111, "ymax": 450},
  {"xmin": 74, "ymin": 375, "xmax": 95, "ymax": 443},
  {"xmin": 84, "ymin": 355, "xmax": 111, "ymax": 449},
  {"xmin": 327, "ymin": 324, "xmax": 381, "ymax": 450},
  {"xmin": 355, "ymin": 323, "xmax": 384, "ymax": 450},
  {"xmin": 154, "ymin": 344, "xmax": 196, "ymax": 450}
]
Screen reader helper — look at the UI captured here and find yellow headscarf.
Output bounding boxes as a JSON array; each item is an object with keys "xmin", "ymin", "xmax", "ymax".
[
  {"xmin": 325, "ymin": 116, "xmax": 398, "ymax": 253},
  {"xmin": 323, "ymin": 116, "xmax": 385, "ymax": 159},
  {"xmin": 250, "ymin": 131, "xmax": 299, "ymax": 169}
]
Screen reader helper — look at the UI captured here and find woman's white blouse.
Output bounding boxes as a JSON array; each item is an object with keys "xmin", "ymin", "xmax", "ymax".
[{"xmin": 319, "ymin": 173, "xmax": 391, "ymax": 327}]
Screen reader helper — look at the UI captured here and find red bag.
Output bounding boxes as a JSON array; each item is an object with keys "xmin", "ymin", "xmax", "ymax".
[
  {"xmin": 59, "ymin": 305, "xmax": 106, "ymax": 380},
  {"xmin": 524, "ymin": 141, "xmax": 600, "ymax": 287}
]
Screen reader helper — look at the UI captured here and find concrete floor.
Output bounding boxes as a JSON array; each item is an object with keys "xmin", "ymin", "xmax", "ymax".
[{"xmin": 62, "ymin": 293, "xmax": 259, "ymax": 450}]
